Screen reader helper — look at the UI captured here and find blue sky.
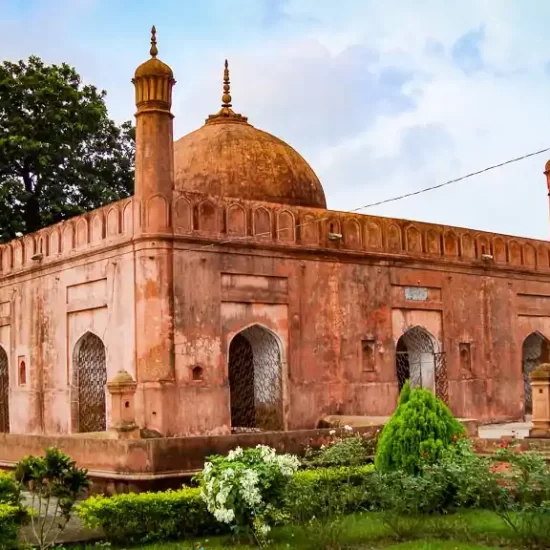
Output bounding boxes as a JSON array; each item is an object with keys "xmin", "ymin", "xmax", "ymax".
[{"xmin": 3, "ymin": 0, "xmax": 550, "ymax": 239}]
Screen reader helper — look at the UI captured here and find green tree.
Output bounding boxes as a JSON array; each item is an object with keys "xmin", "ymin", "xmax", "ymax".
[
  {"xmin": 0, "ymin": 55, "xmax": 134, "ymax": 242},
  {"xmin": 375, "ymin": 381, "xmax": 465, "ymax": 474},
  {"xmin": 15, "ymin": 447, "xmax": 90, "ymax": 550}
]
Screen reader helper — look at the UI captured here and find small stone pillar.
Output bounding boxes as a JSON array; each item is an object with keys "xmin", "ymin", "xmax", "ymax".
[
  {"xmin": 529, "ymin": 363, "xmax": 550, "ymax": 438},
  {"xmin": 107, "ymin": 370, "xmax": 139, "ymax": 438}
]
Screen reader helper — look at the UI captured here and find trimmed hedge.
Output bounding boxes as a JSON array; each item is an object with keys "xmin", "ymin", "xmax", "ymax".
[
  {"xmin": 285, "ymin": 464, "xmax": 376, "ymax": 521},
  {"xmin": 77, "ymin": 486, "xmax": 229, "ymax": 544},
  {"xmin": 77, "ymin": 465, "xmax": 375, "ymax": 544}
]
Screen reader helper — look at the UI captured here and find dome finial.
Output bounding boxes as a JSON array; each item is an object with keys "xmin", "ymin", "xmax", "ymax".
[
  {"xmin": 222, "ymin": 59, "xmax": 232, "ymax": 108},
  {"xmin": 205, "ymin": 59, "xmax": 248, "ymax": 125},
  {"xmin": 150, "ymin": 25, "xmax": 158, "ymax": 58}
]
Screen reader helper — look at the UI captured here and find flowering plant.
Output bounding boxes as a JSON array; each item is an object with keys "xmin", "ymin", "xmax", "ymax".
[{"xmin": 196, "ymin": 445, "xmax": 300, "ymax": 545}]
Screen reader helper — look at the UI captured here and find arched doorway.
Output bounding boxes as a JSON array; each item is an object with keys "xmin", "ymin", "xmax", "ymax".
[
  {"xmin": 396, "ymin": 326, "xmax": 447, "ymax": 401},
  {"xmin": 0, "ymin": 346, "xmax": 9, "ymax": 433},
  {"xmin": 72, "ymin": 332, "xmax": 107, "ymax": 433},
  {"xmin": 228, "ymin": 325, "xmax": 283, "ymax": 432},
  {"xmin": 522, "ymin": 332, "xmax": 550, "ymax": 416}
]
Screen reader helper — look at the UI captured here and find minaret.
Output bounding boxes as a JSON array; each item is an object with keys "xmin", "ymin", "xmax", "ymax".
[
  {"xmin": 131, "ymin": 27, "xmax": 176, "ymax": 435},
  {"xmin": 132, "ymin": 26, "xmax": 176, "ymax": 229}
]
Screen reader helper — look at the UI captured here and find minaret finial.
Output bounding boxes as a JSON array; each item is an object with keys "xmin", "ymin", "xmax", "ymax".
[
  {"xmin": 222, "ymin": 59, "xmax": 232, "ymax": 108},
  {"xmin": 150, "ymin": 25, "xmax": 158, "ymax": 58}
]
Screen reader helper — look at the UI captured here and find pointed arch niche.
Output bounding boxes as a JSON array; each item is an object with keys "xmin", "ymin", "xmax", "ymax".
[
  {"xmin": 395, "ymin": 326, "xmax": 444, "ymax": 397},
  {"xmin": 227, "ymin": 325, "xmax": 284, "ymax": 432}
]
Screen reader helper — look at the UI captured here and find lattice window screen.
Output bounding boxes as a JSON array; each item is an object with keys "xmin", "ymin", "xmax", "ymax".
[
  {"xmin": 74, "ymin": 333, "xmax": 107, "ymax": 433},
  {"xmin": 228, "ymin": 326, "xmax": 283, "ymax": 432},
  {"xmin": 0, "ymin": 347, "xmax": 9, "ymax": 433}
]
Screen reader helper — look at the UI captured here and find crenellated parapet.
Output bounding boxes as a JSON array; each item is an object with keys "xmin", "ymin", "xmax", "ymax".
[
  {"xmin": 159, "ymin": 190, "xmax": 550, "ymax": 272},
  {"xmin": 0, "ymin": 197, "xmax": 133, "ymax": 276},
  {"xmin": 1, "ymin": 191, "xmax": 550, "ymax": 277}
]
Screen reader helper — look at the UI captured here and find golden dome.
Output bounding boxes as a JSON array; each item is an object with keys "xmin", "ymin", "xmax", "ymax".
[
  {"xmin": 133, "ymin": 26, "xmax": 174, "ymax": 80},
  {"xmin": 173, "ymin": 61, "xmax": 326, "ymax": 209}
]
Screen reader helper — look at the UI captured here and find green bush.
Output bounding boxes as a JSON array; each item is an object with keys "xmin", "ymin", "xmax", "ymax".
[
  {"xmin": 284, "ymin": 464, "xmax": 375, "ymax": 521},
  {"xmin": 0, "ymin": 503, "xmax": 19, "ymax": 549},
  {"xmin": 15, "ymin": 447, "xmax": 89, "ymax": 550},
  {"xmin": 77, "ymin": 487, "xmax": 228, "ymax": 545},
  {"xmin": 490, "ymin": 444, "xmax": 550, "ymax": 546},
  {"xmin": 422, "ymin": 437, "xmax": 500, "ymax": 511},
  {"xmin": 0, "ymin": 472, "xmax": 20, "ymax": 507},
  {"xmin": 304, "ymin": 430, "xmax": 376, "ymax": 468},
  {"xmin": 375, "ymin": 381, "xmax": 465, "ymax": 474},
  {"xmin": 0, "ymin": 471, "xmax": 26, "ymax": 519},
  {"xmin": 0, "ymin": 470, "xmax": 27, "ymax": 548}
]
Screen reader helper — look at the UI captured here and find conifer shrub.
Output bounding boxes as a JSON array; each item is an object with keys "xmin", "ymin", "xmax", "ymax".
[{"xmin": 374, "ymin": 381, "xmax": 465, "ymax": 474}]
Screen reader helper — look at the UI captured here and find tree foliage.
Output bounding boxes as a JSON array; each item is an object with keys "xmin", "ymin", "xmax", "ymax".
[
  {"xmin": 0, "ymin": 55, "xmax": 134, "ymax": 242},
  {"xmin": 375, "ymin": 381, "xmax": 465, "ymax": 474}
]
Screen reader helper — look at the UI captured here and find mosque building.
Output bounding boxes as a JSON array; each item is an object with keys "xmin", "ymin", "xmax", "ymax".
[{"xmin": 1, "ymin": 28, "xmax": 550, "ymax": 440}]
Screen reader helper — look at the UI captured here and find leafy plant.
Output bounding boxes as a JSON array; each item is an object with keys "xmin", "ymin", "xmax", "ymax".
[
  {"xmin": 0, "ymin": 471, "xmax": 26, "ymax": 521},
  {"xmin": 422, "ymin": 437, "xmax": 500, "ymax": 511},
  {"xmin": 304, "ymin": 427, "xmax": 377, "ymax": 468},
  {"xmin": 196, "ymin": 445, "xmax": 300, "ymax": 546},
  {"xmin": 370, "ymin": 469, "xmax": 450, "ymax": 539},
  {"xmin": 0, "ymin": 503, "xmax": 20, "ymax": 549},
  {"xmin": 489, "ymin": 445, "xmax": 550, "ymax": 547},
  {"xmin": 375, "ymin": 381, "xmax": 465, "ymax": 474},
  {"xmin": 14, "ymin": 447, "xmax": 90, "ymax": 550}
]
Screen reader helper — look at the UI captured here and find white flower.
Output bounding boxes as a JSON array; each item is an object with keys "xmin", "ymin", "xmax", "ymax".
[
  {"xmin": 344, "ymin": 425, "xmax": 353, "ymax": 432},
  {"xmin": 213, "ymin": 507, "xmax": 235, "ymax": 524},
  {"xmin": 259, "ymin": 524, "xmax": 271, "ymax": 536},
  {"xmin": 227, "ymin": 447, "xmax": 243, "ymax": 461},
  {"xmin": 221, "ymin": 467, "xmax": 235, "ymax": 480},
  {"xmin": 275, "ymin": 453, "xmax": 300, "ymax": 476},
  {"xmin": 329, "ymin": 429, "xmax": 336, "ymax": 435},
  {"xmin": 239, "ymin": 469, "xmax": 262, "ymax": 507}
]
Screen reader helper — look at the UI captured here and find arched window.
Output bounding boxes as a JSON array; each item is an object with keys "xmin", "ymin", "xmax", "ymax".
[
  {"xmin": 522, "ymin": 332, "xmax": 550, "ymax": 417},
  {"xmin": 395, "ymin": 326, "xmax": 448, "ymax": 402},
  {"xmin": 228, "ymin": 325, "xmax": 283, "ymax": 432},
  {"xmin": 396, "ymin": 327, "xmax": 437, "ymax": 391},
  {"xmin": 0, "ymin": 346, "xmax": 9, "ymax": 433},
  {"xmin": 72, "ymin": 332, "xmax": 107, "ymax": 433}
]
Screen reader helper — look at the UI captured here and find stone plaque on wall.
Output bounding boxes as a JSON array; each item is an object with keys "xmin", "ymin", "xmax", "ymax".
[{"xmin": 404, "ymin": 287, "xmax": 429, "ymax": 301}]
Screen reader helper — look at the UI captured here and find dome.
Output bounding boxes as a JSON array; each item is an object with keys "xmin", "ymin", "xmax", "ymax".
[
  {"xmin": 173, "ymin": 61, "xmax": 326, "ymax": 209},
  {"xmin": 135, "ymin": 57, "xmax": 173, "ymax": 80}
]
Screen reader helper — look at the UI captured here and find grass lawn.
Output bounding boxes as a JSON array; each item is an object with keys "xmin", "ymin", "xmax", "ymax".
[
  {"xmin": 89, "ymin": 511, "xmax": 522, "ymax": 549},
  {"xmin": 135, "ymin": 542, "xmax": 504, "ymax": 550}
]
